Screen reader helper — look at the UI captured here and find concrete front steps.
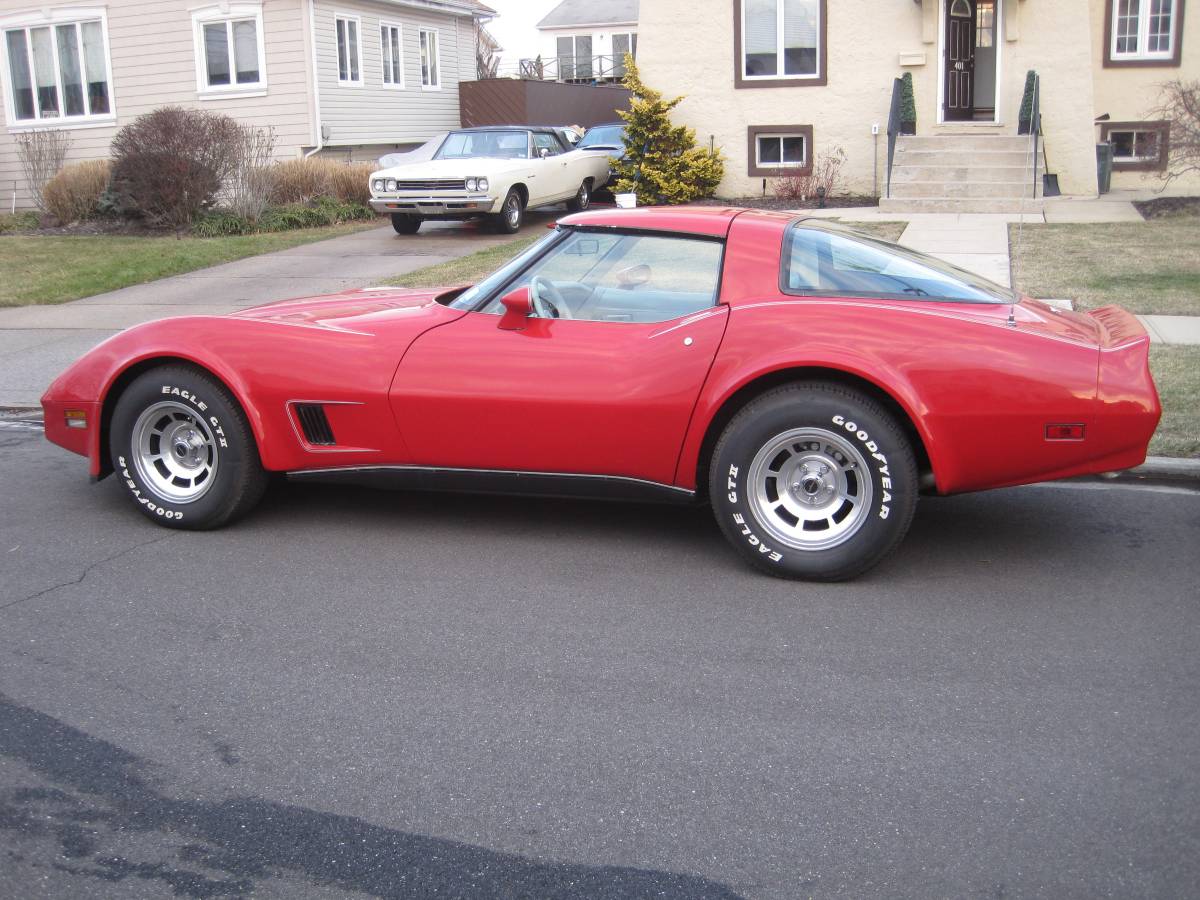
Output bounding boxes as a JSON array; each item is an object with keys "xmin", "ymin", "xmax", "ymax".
[{"xmin": 880, "ymin": 134, "xmax": 1044, "ymax": 214}]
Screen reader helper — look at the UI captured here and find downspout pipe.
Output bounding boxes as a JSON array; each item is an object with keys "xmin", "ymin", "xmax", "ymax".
[{"xmin": 304, "ymin": 0, "xmax": 324, "ymax": 158}]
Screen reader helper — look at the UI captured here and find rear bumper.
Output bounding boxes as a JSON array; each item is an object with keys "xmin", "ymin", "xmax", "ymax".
[
  {"xmin": 369, "ymin": 195, "xmax": 498, "ymax": 217},
  {"xmin": 1091, "ymin": 305, "xmax": 1161, "ymax": 471}
]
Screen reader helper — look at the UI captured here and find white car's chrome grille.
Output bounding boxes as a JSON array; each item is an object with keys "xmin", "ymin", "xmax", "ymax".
[{"xmin": 395, "ymin": 179, "xmax": 467, "ymax": 191}]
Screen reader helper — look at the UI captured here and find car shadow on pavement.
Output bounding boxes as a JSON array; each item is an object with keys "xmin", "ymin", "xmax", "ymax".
[{"xmin": 0, "ymin": 693, "xmax": 747, "ymax": 899}]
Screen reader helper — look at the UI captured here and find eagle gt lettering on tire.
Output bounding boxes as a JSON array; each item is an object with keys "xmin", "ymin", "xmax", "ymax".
[
  {"xmin": 108, "ymin": 366, "xmax": 269, "ymax": 530},
  {"xmin": 709, "ymin": 383, "xmax": 918, "ymax": 581}
]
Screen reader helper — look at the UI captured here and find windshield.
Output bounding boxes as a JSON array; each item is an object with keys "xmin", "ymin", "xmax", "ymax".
[
  {"xmin": 446, "ymin": 231, "xmax": 565, "ymax": 310},
  {"xmin": 579, "ymin": 125, "xmax": 625, "ymax": 149},
  {"xmin": 435, "ymin": 130, "xmax": 529, "ymax": 160}
]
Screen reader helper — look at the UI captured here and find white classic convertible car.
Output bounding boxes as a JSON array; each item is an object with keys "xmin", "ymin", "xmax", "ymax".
[{"xmin": 368, "ymin": 126, "xmax": 613, "ymax": 235}]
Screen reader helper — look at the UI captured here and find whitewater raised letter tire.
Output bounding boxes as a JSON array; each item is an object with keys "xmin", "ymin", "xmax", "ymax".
[
  {"xmin": 710, "ymin": 383, "xmax": 918, "ymax": 581},
  {"xmin": 108, "ymin": 366, "xmax": 268, "ymax": 530}
]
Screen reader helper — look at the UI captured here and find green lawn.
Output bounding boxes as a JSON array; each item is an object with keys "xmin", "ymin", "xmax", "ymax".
[
  {"xmin": 381, "ymin": 235, "xmax": 540, "ymax": 290},
  {"xmin": 1010, "ymin": 220, "xmax": 1200, "ymax": 317},
  {"xmin": 0, "ymin": 221, "xmax": 381, "ymax": 307},
  {"xmin": 1148, "ymin": 346, "xmax": 1200, "ymax": 459}
]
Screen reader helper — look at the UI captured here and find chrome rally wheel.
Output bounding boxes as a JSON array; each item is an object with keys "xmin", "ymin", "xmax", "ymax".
[
  {"xmin": 132, "ymin": 401, "xmax": 219, "ymax": 503},
  {"xmin": 747, "ymin": 427, "xmax": 873, "ymax": 552},
  {"xmin": 109, "ymin": 366, "xmax": 268, "ymax": 530},
  {"xmin": 710, "ymin": 383, "xmax": 918, "ymax": 581}
]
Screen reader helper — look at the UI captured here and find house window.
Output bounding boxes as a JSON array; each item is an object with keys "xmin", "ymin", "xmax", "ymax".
[
  {"xmin": 419, "ymin": 28, "xmax": 439, "ymax": 88},
  {"xmin": 758, "ymin": 134, "xmax": 806, "ymax": 167},
  {"xmin": 1101, "ymin": 121, "xmax": 1170, "ymax": 171},
  {"xmin": 747, "ymin": 124, "xmax": 814, "ymax": 176},
  {"xmin": 976, "ymin": 1, "xmax": 996, "ymax": 48},
  {"xmin": 556, "ymin": 34, "xmax": 592, "ymax": 80},
  {"xmin": 612, "ymin": 32, "xmax": 636, "ymax": 77},
  {"xmin": 191, "ymin": 3, "xmax": 265, "ymax": 96},
  {"xmin": 1106, "ymin": 0, "xmax": 1183, "ymax": 65},
  {"xmin": 381, "ymin": 22, "xmax": 403, "ymax": 87},
  {"xmin": 2, "ymin": 12, "xmax": 113, "ymax": 124},
  {"xmin": 737, "ymin": 0, "xmax": 826, "ymax": 87},
  {"xmin": 336, "ymin": 14, "xmax": 361, "ymax": 85}
]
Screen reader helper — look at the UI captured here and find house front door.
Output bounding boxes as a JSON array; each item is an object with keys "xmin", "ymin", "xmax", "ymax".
[{"xmin": 944, "ymin": 0, "xmax": 976, "ymax": 121}]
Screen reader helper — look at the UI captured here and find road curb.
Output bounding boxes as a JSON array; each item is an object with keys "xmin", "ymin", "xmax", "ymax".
[{"xmin": 1125, "ymin": 456, "xmax": 1200, "ymax": 482}]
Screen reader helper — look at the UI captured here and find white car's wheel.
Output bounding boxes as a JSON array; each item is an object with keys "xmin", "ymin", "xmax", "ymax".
[
  {"xmin": 566, "ymin": 180, "xmax": 591, "ymax": 213},
  {"xmin": 494, "ymin": 189, "xmax": 524, "ymax": 234}
]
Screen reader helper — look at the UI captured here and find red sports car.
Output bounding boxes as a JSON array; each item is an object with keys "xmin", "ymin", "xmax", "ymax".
[{"xmin": 42, "ymin": 208, "xmax": 1160, "ymax": 580}]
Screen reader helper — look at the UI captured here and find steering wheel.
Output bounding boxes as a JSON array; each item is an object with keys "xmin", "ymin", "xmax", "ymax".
[{"xmin": 530, "ymin": 276, "xmax": 574, "ymax": 319}]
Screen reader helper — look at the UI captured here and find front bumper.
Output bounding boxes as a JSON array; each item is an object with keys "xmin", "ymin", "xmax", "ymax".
[{"xmin": 369, "ymin": 194, "xmax": 499, "ymax": 217}]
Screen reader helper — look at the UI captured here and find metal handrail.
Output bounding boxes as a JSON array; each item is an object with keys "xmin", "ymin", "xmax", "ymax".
[
  {"xmin": 511, "ymin": 54, "xmax": 630, "ymax": 83},
  {"xmin": 885, "ymin": 77, "xmax": 903, "ymax": 199},
  {"xmin": 1029, "ymin": 73, "xmax": 1042, "ymax": 200}
]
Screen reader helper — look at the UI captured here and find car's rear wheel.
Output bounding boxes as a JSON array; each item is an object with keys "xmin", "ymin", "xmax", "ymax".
[
  {"xmin": 565, "ymin": 180, "xmax": 591, "ymax": 212},
  {"xmin": 709, "ymin": 383, "xmax": 917, "ymax": 581},
  {"xmin": 391, "ymin": 214, "xmax": 422, "ymax": 235},
  {"xmin": 108, "ymin": 366, "xmax": 268, "ymax": 530},
  {"xmin": 494, "ymin": 189, "xmax": 524, "ymax": 234}
]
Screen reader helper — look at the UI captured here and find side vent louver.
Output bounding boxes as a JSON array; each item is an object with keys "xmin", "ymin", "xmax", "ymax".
[{"xmin": 295, "ymin": 403, "xmax": 336, "ymax": 446}]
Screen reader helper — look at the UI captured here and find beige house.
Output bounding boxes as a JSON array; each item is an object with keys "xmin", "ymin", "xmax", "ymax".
[
  {"xmin": 0, "ymin": 0, "xmax": 493, "ymax": 209},
  {"xmin": 637, "ymin": 0, "xmax": 1199, "ymax": 211}
]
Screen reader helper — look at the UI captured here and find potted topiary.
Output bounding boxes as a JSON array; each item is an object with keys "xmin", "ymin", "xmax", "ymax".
[
  {"xmin": 1018, "ymin": 70, "xmax": 1038, "ymax": 135},
  {"xmin": 899, "ymin": 72, "xmax": 916, "ymax": 135}
]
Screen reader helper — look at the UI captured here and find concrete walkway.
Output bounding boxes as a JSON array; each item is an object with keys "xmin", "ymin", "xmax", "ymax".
[{"xmin": 0, "ymin": 213, "xmax": 557, "ymax": 407}]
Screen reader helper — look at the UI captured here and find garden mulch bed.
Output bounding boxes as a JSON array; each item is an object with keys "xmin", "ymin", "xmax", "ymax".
[
  {"xmin": 687, "ymin": 195, "xmax": 880, "ymax": 211},
  {"xmin": 1134, "ymin": 196, "xmax": 1200, "ymax": 220}
]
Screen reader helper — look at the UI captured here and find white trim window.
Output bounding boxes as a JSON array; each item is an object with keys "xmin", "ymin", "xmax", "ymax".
[
  {"xmin": 192, "ymin": 3, "xmax": 266, "ymax": 97},
  {"xmin": 757, "ymin": 132, "xmax": 807, "ymax": 168},
  {"xmin": 1112, "ymin": 0, "xmax": 1179, "ymax": 60},
  {"xmin": 380, "ymin": 21, "xmax": 403, "ymax": 88},
  {"xmin": 419, "ymin": 27, "xmax": 439, "ymax": 89},
  {"xmin": 1, "ymin": 8, "xmax": 114, "ymax": 127},
  {"xmin": 335, "ymin": 14, "xmax": 362, "ymax": 85},
  {"xmin": 742, "ymin": 0, "xmax": 820, "ymax": 79}
]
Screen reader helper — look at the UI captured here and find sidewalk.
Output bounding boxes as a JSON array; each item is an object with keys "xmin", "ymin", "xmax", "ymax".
[{"xmin": 0, "ymin": 216, "xmax": 553, "ymax": 408}]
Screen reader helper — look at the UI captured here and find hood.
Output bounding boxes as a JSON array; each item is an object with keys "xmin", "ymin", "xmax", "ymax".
[
  {"xmin": 231, "ymin": 286, "xmax": 465, "ymax": 334},
  {"xmin": 372, "ymin": 157, "xmax": 532, "ymax": 179}
]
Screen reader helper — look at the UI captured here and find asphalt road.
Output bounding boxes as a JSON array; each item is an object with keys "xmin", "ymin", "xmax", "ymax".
[{"xmin": 1, "ymin": 418, "xmax": 1198, "ymax": 900}]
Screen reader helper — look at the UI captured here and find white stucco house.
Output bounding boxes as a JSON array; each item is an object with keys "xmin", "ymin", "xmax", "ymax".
[
  {"xmin": 533, "ymin": 0, "xmax": 637, "ymax": 83},
  {"xmin": 635, "ymin": 0, "xmax": 1199, "ymax": 210},
  {"xmin": 0, "ymin": 0, "xmax": 494, "ymax": 208}
]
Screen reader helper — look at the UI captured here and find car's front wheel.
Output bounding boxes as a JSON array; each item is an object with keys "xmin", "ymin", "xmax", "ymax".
[
  {"xmin": 709, "ymin": 383, "xmax": 917, "ymax": 581},
  {"xmin": 391, "ymin": 214, "xmax": 421, "ymax": 235},
  {"xmin": 494, "ymin": 189, "xmax": 524, "ymax": 234},
  {"xmin": 108, "ymin": 366, "xmax": 268, "ymax": 530},
  {"xmin": 565, "ymin": 180, "xmax": 591, "ymax": 212}
]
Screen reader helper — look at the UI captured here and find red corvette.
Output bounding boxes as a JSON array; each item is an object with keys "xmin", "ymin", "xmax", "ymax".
[{"xmin": 42, "ymin": 208, "xmax": 1159, "ymax": 580}]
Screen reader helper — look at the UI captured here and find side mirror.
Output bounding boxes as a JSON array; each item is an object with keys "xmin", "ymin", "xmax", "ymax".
[
  {"xmin": 538, "ymin": 147, "xmax": 550, "ymax": 159},
  {"xmin": 616, "ymin": 263, "xmax": 652, "ymax": 289},
  {"xmin": 498, "ymin": 286, "xmax": 532, "ymax": 330}
]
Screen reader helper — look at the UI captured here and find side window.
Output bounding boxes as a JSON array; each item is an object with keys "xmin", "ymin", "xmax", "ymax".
[
  {"xmin": 782, "ymin": 225, "xmax": 1008, "ymax": 302},
  {"xmin": 533, "ymin": 132, "xmax": 565, "ymax": 156},
  {"xmin": 482, "ymin": 232, "xmax": 723, "ymax": 323}
]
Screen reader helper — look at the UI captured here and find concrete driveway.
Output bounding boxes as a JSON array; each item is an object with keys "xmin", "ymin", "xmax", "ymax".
[{"xmin": 0, "ymin": 212, "xmax": 559, "ymax": 408}]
